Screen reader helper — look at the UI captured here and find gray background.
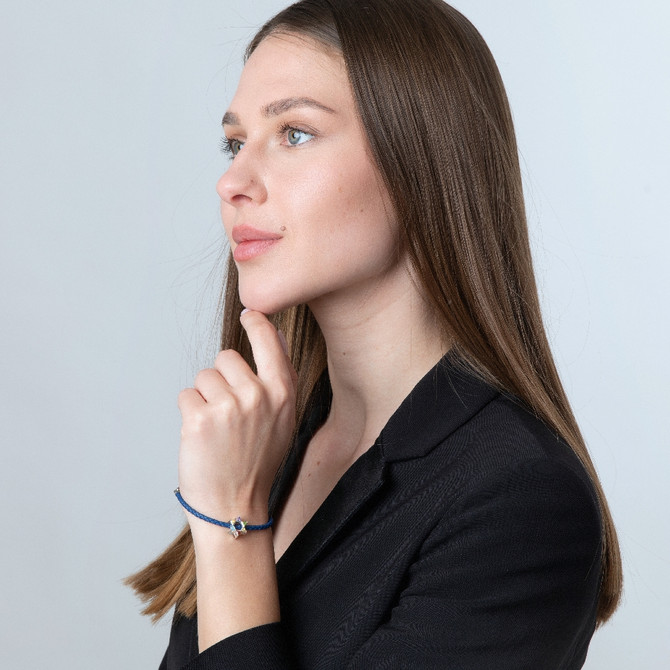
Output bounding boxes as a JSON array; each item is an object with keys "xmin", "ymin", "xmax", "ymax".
[{"xmin": 1, "ymin": 1, "xmax": 668, "ymax": 667}]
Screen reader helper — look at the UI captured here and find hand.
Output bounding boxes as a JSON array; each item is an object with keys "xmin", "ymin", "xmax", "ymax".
[{"xmin": 176, "ymin": 310, "xmax": 297, "ymax": 528}]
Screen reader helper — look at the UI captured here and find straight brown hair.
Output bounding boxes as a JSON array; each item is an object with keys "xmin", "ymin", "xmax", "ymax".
[{"xmin": 127, "ymin": 0, "xmax": 621, "ymax": 626}]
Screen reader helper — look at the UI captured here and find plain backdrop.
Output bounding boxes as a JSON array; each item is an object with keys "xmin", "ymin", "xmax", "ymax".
[{"xmin": 1, "ymin": 1, "xmax": 668, "ymax": 667}]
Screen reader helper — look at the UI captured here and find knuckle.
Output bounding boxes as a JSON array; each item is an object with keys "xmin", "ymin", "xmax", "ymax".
[
  {"xmin": 273, "ymin": 384, "xmax": 293, "ymax": 408},
  {"xmin": 178, "ymin": 387, "xmax": 200, "ymax": 410},
  {"xmin": 194, "ymin": 368, "xmax": 216, "ymax": 387},
  {"xmin": 216, "ymin": 393, "xmax": 238, "ymax": 415},
  {"xmin": 190, "ymin": 410, "xmax": 211, "ymax": 432},
  {"xmin": 215, "ymin": 348, "xmax": 240, "ymax": 369},
  {"xmin": 183, "ymin": 407, "xmax": 215, "ymax": 435},
  {"xmin": 244, "ymin": 383, "xmax": 264, "ymax": 409}
]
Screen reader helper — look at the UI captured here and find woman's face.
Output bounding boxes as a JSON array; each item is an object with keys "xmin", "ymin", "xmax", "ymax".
[{"xmin": 218, "ymin": 33, "xmax": 404, "ymax": 315}]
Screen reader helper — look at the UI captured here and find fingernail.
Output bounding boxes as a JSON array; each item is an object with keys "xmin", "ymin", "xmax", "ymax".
[
  {"xmin": 240, "ymin": 308, "xmax": 250, "ymax": 318},
  {"xmin": 278, "ymin": 329, "xmax": 289, "ymax": 356}
]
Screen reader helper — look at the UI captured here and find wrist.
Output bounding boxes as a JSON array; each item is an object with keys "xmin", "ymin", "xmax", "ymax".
[{"xmin": 175, "ymin": 488, "xmax": 272, "ymax": 541}]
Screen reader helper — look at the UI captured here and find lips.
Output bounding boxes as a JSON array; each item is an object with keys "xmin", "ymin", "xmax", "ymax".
[{"xmin": 231, "ymin": 224, "xmax": 282, "ymax": 262}]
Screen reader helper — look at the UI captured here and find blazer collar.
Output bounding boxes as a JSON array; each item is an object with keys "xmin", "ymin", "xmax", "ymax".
[{"xmin": 379, "ymin": 352, "xmax": 500, "ymax": 462}]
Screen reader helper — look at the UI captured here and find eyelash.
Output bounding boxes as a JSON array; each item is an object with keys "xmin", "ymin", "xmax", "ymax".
[
  {"xmin": 219, "ymin": 136, "xmax": 239, "ymax": 158},
  {"xmin": 220, "ymin": 124, "xmax": 315, "ymax": 158}
]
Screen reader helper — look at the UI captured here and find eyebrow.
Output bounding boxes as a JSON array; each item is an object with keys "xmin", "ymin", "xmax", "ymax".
[{"xmin": 222, "ymin": 97, "xmax": 336, "ymax": 127}]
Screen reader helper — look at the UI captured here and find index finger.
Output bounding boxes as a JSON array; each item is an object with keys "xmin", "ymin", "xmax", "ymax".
[{"xmin": 239, "ymin": 309, "xmax": 295, "ymax": 389}]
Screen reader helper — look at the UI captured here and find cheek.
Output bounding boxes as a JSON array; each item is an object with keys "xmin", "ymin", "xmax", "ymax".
[
  {"xmin": 306, "ymin": 150, "xmax": 392, "ymax": 226},
  {"xmin": 327, "ymin": 170, "xmax": 396, "ymax": 249}
]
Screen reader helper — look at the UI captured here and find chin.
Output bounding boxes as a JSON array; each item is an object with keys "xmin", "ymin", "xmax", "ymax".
[{"xmin": 238, "ymin": 285, "xmax": 300, "ymax": 316}]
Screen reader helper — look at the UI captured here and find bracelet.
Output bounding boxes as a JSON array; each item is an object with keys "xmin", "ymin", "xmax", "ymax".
[{"xmin": 174, "ymin": 488, "xmax": 273, "ymax": 539}]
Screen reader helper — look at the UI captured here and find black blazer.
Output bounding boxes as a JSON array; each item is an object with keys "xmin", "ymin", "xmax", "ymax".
[{"xmin": 160, "ymin": 354, "xmax": 602, "ymax": 669}]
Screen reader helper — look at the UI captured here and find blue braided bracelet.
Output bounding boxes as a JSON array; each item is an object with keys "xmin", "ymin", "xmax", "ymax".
[{"xmin": 174, "ymin": 488, "xmax": 273, "ymax": 539}]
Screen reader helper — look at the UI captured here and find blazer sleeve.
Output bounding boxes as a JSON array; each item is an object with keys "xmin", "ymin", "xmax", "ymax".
[
  {"xmin": 179, "ymin": 623, "xmax": 296, "ymax": 670},
  {"xmin": 347, "ymin": 456, "xmax": 603, "ymax": 669}
]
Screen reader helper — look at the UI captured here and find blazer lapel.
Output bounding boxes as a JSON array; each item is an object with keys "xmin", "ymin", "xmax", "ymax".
[{"xmin": 276, "ymin": 441, "xmax": 386, "ymax": 589}]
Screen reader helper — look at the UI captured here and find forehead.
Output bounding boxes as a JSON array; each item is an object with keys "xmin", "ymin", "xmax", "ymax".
[{"xmin": 230, "ymin": 34, "xmax": 349, "ymax": 111}]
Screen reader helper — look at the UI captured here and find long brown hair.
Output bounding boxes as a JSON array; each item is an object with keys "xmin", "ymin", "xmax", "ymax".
[{"xmin": 127, "ymin": 0, "xmax": 621, "ymax": 625}]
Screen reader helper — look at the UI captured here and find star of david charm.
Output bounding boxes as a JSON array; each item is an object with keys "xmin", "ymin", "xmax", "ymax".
[{"xmin": 228, "ymin": 517, "xmax": 248, "ymax": 539}]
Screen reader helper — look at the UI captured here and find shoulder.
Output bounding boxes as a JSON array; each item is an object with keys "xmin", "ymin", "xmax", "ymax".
[
  {"xmin": 449, "ymin": 392, "xmax": 599, "ymax": 509},
  {"xmin": 421, "ymin": 389, "xmax": 600, "ymax": 526},
  {"xmin": 408, "ymin": 393, "xmax": 603, "ymax": 600}
]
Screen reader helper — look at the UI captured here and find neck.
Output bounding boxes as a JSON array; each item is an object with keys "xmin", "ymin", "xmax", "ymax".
[{"xmin": 308, "ymin": 265, "xmax": 448, "ymax": 461}]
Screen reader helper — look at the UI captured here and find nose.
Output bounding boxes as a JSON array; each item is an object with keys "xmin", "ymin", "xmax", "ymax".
[{"xmin": 216, "ymin": 147, "xmax": 267, "ymax": 207}]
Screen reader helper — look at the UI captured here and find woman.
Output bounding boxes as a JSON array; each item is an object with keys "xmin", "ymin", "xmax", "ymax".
[{"xmin": 128, "ymin": 1, "xmax": 622, "ymax": 667}]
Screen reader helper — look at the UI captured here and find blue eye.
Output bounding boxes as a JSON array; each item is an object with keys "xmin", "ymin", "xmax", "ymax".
[
  {"xmin": 220, "ymin": 137, "xmax": 244, "ymax": 157},
  {"xmin": 286, "ymin": 128, "xmax": 314, "ymax": 146}
]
